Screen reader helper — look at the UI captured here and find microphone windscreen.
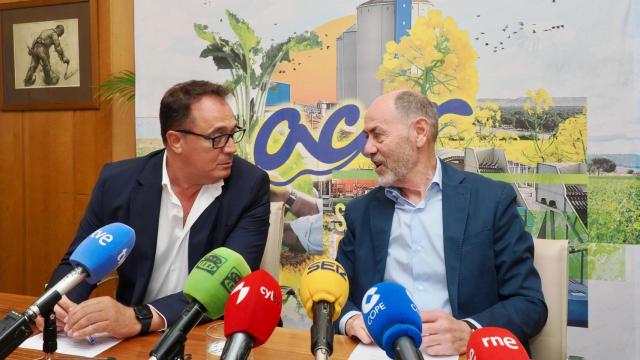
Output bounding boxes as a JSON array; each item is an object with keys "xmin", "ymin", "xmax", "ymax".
[
  {"xmin": 361, "ymin": 282, "xmax": 422, "ymax": 359},
  {"xmin": 466, "ymin": 327, "xmax": 529, "ymax": 360},
  {"xmin": 183, "ymin": 247, "xmax": 251, "ymax": 319},
  {"xmin": 223, "ymin": 269, "xmax": 283, "ymax": 347},
  {"xmin": 299, "ymin": 258, "xmax": 349, "ymax": 320},
  {"xmin": 69, "ymin": 222, "xmax": 136, "ymax": 284}
]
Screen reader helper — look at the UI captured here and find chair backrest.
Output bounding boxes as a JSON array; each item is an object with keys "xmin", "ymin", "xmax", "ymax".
[
  {"xmin": 260, "ymin": 201, "xmax": 284, "ymax": 279},
  {"xmin": 530, "ymin": 239, "xmax": 569, "ymax": 360}
]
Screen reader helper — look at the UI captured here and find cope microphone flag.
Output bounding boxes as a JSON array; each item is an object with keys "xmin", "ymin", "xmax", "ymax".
[
  {"xmin": 149, "ymin": 247, "xmax": 251, "ymax": 360},
  {"xmin": 221, "ymin": 269, "xmax": 283, "ymax": 360},
  {"xmin": 362, "ymin": 282, "xmax": 424, "ymax": 360},
  {"xmin": 300, "ymin": 258, "xmax": 349, "ymax": 360},
  {"xmin": 466, "ymin": 327, "xmax": 529, "ymax": 360},
  {"xmin": 0, "ymin": 223, "xmax": 136, "ymax": 358}
]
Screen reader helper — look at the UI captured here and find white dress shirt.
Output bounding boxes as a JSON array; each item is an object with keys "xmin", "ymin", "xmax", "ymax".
[{"xmin": 143, "ymin": 152, "xmax": 223, "ymax": 324}]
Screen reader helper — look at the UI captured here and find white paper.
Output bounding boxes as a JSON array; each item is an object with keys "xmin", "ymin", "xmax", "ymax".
[
  {"xmin": 19, "ymin": 332, "xmax": 122, "ymax": 357},
  {"xmin": 349, "ymin": 343, "xmax": 459, "ymax": 360}
]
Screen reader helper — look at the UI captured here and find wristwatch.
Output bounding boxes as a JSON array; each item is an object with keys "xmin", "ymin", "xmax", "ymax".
[
  {"xmin": 284, "ymin": 190, "xmax": 298, "ymax": 210},
  {"xmin": 134, "ymin": 304, "xmax": 153, "ymax": 335},
  {"xmin": 462, "ymin": 319, "xmax": 478, "ymax": 331}
]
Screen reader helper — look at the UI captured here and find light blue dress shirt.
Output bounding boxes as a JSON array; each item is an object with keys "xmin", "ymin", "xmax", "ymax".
[
  {"xmin": 339, "ymin": 158, "xmax": 480, "ymax": 334},
  {"xmin": 382, "ymin": 158, "xmax": 451, "ymax": 314}
]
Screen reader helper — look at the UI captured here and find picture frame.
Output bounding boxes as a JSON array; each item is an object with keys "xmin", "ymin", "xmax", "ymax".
[{"xmin": 0, "ymin": 0, "xmax": 99, "ymax": 110}]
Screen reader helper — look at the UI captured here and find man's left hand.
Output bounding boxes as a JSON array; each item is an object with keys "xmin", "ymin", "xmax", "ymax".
[
  {"xmin": 420, "ymin": 311, "xmax": 473, "ymax": 356},
  {"xmin": 64, "ymin": 296, "xmax": 141, "ymax": 339}
]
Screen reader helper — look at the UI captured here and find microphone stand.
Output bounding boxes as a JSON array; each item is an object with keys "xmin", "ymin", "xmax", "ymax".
[
  {"xmin": 393, "ymin": 337, "xmax": 424, "ymax": 360},
  {"xmin": 311, "ymin": 301, "xmax": 334, "ymax": 360},
  {"xmin": 41, "ymin": 310, "xmax": 57, "ymax": 360}
]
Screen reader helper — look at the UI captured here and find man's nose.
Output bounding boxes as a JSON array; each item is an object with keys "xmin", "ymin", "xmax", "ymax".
[{"xmin": 363, "ymin": 137, "xmax": 377, "ymax": 157}]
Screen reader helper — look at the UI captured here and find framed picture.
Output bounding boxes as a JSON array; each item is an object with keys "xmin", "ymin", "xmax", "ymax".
[{"xmin": 0, "ymin": 0, "xmax": 98, "ymax": 110}]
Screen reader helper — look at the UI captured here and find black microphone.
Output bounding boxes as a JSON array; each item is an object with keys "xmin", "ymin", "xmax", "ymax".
[
  {"xmin": 149, "ymin": 248, "xmax": 250, "ymax": 360},
  {"xmin": 0, "ymin": 223, "xmax": 135, "ymax": 358},
  {"xmin": 299, "ymin": 259, "xmax": 350, "ymax": 359}
]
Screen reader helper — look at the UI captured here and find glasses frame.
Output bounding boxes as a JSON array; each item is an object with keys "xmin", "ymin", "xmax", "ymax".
[{"xmin": 174, "ymin": 126, "xmax": 245, "ymax": 149}]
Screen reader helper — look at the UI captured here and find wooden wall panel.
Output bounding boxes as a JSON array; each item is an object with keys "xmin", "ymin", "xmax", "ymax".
[
  {"xmin": 0, "ymin": 0, "xmax": 135, "ymax": 296},
  {"xmin": 109, "ymin": 0, "xmax": 135, "ymax": 161},
  {"xmin": 0, "ymin": 112, "xmax": 25, "ymax": 293},
  {"xmin": 23, "ymin": 111, "xmax": 77, "ymax": 294}
]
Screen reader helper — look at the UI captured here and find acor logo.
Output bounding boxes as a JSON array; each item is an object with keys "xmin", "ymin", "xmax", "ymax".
[
  {"xmin": 254, "ymin": 99, "xmax": 472, "ymax": 186},
  {"xmin": 362, "ymin": 287, "xmax": 380, "ymax": 314},
  {"xmin": 231, "ymin": 281, "xmax": 250, "ymax": 304}
]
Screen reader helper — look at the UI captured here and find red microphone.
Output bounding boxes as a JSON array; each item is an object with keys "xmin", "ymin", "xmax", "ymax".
[
  {"xmin": 466, "ymin": 327, "xmax": 529, "ymax": 360},
  {"xmin": 221, "ymin": 269, "xmax": 283, "ymax": 360}
]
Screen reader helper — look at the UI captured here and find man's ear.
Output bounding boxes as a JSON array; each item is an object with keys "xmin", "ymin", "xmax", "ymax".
[
  {"xmin": 165, "ymin": 131, "xmax": 183, "ymax": 154},
  {"xmin": 412, "ymin": 117, "xmax": 430, "ymax": 147}
]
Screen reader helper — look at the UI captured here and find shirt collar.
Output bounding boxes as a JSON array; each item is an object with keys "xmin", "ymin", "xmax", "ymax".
[{"xmin": 384, "ymin": 157, "xmax": 442, "ymax": 206}]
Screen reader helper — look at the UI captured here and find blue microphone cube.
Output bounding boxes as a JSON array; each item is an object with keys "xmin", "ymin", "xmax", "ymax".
[
  {"xmin": 361, "ymin": 282, "xmax": 423, "ymax": 358},
  {"xmin": 70, "ymin": 223, "xmax": 136, "ymax": 284}
]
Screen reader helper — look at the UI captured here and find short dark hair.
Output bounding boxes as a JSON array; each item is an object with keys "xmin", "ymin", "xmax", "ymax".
[
  {"xmin": 394, "ymin": 90, "xmax": 439, "ymax": 141},
  {"xmin": 159, "ymin": 80, "xmax": 230, "ymax": 144}
]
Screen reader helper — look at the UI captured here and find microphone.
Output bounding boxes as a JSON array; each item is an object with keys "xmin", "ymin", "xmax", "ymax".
[
  {"xmin": 220, "ymin": 269, "xmax": 283, "ymax": 360},
  {"xmin": 361, "ymin": 282, "xmax": 424, "ymax": 360},
  {"xmin": 299, "ymin": 259, "xmax": 349, "ymax": 360},
  {"xmin": 0, "ymin": 223, "xmax": 135, "ymax": 358},
  {"xmin": 149, "ymin": 247, "xmax": 251, "ymax": 360},
  {"xmin": 466, "ymin": 327, "xmax": 529, "ymax": 360}
]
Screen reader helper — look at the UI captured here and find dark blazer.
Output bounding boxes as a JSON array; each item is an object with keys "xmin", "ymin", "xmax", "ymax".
[
  {"xmin": 335, "ymin": 161, "xmax": 547, "ymax": 350},
  {"xmin": 48, "ymin": 149, "xmax": 271, "ymax": 326}
]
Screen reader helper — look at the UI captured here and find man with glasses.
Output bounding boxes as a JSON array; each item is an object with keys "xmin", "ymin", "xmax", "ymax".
[{"xmin": 40, "ymin": 80, "xmax": 271, "ymax": 340}]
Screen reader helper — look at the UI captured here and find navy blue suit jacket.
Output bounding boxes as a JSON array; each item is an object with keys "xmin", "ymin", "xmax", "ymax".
[
  {"xmin": 48, "ymin": 149, "xmax": 270, "ymax": 326},
  {"xmin": 335, "ymin": 161, "xmax": 547, "ymax": 350}
]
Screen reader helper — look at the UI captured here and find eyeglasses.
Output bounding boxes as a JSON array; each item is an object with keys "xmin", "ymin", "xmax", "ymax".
[{"xmin": 174, "ymin": 127, "xmax": 245, "ymax": 149}]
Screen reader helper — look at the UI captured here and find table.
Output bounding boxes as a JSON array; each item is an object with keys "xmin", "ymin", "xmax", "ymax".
[
  {"xmin": 0, "ymin": 292, "xmax": 464, "ymax": 360},
  {"xmin": 0, "ymin": 292, "xmax": 357, "ymax": 359}
]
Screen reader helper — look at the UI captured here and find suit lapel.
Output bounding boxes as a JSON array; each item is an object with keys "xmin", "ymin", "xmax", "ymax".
[
  {"xmin": 441, "ymin": 162, "xmax": 469, "ymax": 316},
  {"xmin": 370, "ymin": 188, "xmax": 395, "ymax": 282},
  {"xmin": 187, "ymin": 188, "xmax": 223, "ymax": 268},
  {"xmin": 128, "ymin": 151, "xmax": 163, "ymax": 303}
]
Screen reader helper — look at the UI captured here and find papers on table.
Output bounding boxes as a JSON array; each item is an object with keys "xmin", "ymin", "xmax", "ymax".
[
  {"xmin": 19, "ymin": 332, "xmax": 121, "ymax": 358},
  {"xmin": 348, "ymin": 342, "xmax": 459, "ymax": 360}
]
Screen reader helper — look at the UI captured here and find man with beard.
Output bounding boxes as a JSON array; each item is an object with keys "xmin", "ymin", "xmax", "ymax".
[
  {"xmin": 38, "ymin": 80, "xmax": 270, "ymax": 340},
  {"xmin": 334, "ymin": 90, "xmax": 547, "ymax": 357}
]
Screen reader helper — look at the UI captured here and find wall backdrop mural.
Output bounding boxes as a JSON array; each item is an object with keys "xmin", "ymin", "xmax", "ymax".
[{"xmin": 135, "ymin": 1, "xmax": 640, "ymax": 358}]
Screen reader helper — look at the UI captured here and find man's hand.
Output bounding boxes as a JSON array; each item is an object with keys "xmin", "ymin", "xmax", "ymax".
[
  {"xmin": 420, "ymin": 311, "xmax": 472, "ymax": 356},
  {"xmin": 35, "ymin": 295, "xmax": 76, "ymax": 332},
  {"xmin": 62, "ymin": 56, "xmax": 70, "ymax": 65},
  {"xmin": 345, "ymin": 313, "xmax": 373, "ymax": 344},
  {"xmin": 64, "ymin": 296, "xmax": 141, "ymax": 339}
]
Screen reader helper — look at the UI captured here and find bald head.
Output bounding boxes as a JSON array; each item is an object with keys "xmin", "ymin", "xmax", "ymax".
[{"xmin": 368, "ymin": 90, "xmax": 439, "ymax": 142}]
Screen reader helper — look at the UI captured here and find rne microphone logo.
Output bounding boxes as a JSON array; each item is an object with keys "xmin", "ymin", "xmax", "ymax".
[
  {"xmin": 362, "ymin": 287, "xmax": 380, "ymax": 313},
  {"xmin": 231, "ymin": 281, "xmax": 250, "ymax": 304},
  {"xmin": 481, "ymin": 336, "xmax": 520, "ymax": 350}
]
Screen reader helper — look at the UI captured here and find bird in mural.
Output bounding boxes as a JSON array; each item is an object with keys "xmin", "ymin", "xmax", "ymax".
[
  {"xmin": 476, "ymin": 14, "xmax": 481, "ymax": 17},
  {"xmin": 533, "ymin": 29, "xmax": 537, "ymax": 34},
  {"xmin": 274, "ymin": 22, "xmax": 278, "ymax": 26},
  {"xmin": 326, "ymin": 45, "xmax": 330, "ymax": 49}
]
